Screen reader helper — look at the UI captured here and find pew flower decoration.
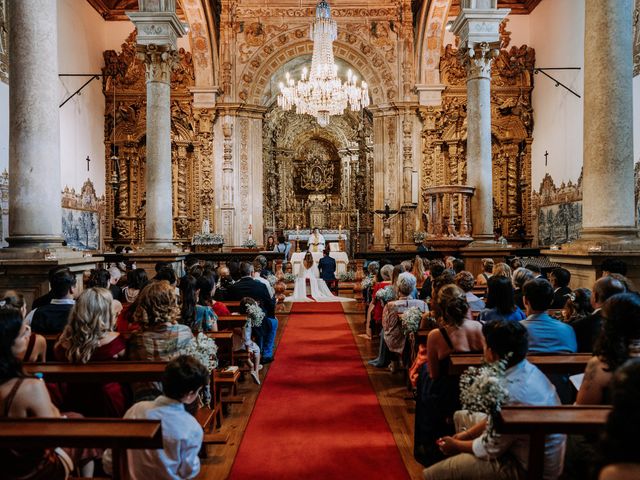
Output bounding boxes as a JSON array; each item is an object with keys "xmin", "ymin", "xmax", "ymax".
[
  {"xmin": 266, "ymin": 274, "xmax": 277, "ymax": 287},
  {"xmin": 246, "ymin": 303, "xmax": 265, "ymax": 327},
  {"xmin": 361, "ymin": 275, "xmax": 375, "ymax": 290},
  {"xmin": 337, "ymin": 271, "xmax": 355, "ymax": 282},
  {"xmin": 179, "ymin": 333, "xmax": 218, "ymax": 407},
  {"xmin": 192, "ymin": 233, "xmax": 224, "ymax": 246},
  {"xmin": 284, "ymin": 273, "xmax": 298, "ymax": 283},
  {"xmin": 400, "ymin": 307, "xmax": 423, "ymax": 335},
  {"xmin": 459, "ymin": 357, "xmax": 510, "ymax": 442},
  {"xmin": 376, "ymin": 285, "xmax": 396, "ymax": 304},
  {"xmin": 413, "ymin": 231, "xmax": 427, "ymax": 243}
]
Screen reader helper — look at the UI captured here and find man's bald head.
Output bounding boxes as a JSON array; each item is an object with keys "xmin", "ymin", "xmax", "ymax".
[{"xmin": 592, "ymin": 276, "xmax": 627, "ymax": 308}]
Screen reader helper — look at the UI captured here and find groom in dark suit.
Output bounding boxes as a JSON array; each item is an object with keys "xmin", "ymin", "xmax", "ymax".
[{"xmin": 318, "ymin": 249, "xmax": 337, "ymax": 292}]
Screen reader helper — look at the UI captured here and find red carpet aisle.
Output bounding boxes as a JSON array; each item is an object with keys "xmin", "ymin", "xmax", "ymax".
[{"xmin": 228, "ymin": 303, "xmax": 410, "ymax": 480}]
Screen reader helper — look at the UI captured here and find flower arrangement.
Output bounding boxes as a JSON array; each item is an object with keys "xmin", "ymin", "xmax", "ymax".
[
  {"xmin": 376, "ymin": 285, "xmax": 396, "ymax": 303},
  {"xmin": 246, "ymin": 302, "xmax": 265, "ymax": 327},
  {"xmin": 192, "ymin": 232, "xmax": 224, "ymax": 245},
  {"xmin": 459, "ymin": 357, "xmax": 510, "ymax": 441},
  {"xmin": 336, "ymin": 271, "xmax": 355, "ymax": 282},
  {"xmin": 413, "ymin": 231, "xmax": 427, "ymax": 243},
  {"xmin": 283, "ymin": 273, "xmax": 297, "ymax": 283},
  {"xmin": 400, "ymin": 306, "xmax": 423, "ymax": 335},
  {"xmin": 266, "ymin": 274, "xmax": 277, "ymax": 287},
  {"xmin": 361, "ymin": 275, "xmax": 375, "ymax": 290},
  {"xmin": 179, "ymin": 333, "xmax": 218, "ymax": 407},
  {"xmin": 242, "ymin": 238, "xmax": 258, "ymax": 249}
]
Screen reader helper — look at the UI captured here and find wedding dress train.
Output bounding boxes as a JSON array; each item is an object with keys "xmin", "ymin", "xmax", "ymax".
[{"xmin": 285, "ymin": 264, "xmax": 354, "ymax": 303}]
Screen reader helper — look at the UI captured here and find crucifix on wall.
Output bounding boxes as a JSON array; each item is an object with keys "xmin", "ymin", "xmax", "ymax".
[
  {"xmin": 544, "ymin": 150, "xmax": 549, "ymax": 167},
  {"xmin": 86, "ymin": 155, "xmax": 91, "ymax": 172}
]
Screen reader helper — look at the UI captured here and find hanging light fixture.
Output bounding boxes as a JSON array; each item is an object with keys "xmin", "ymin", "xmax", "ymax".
[{"xmin": 277, "ymin": 0, "xmax": 370, "ymax": 127}]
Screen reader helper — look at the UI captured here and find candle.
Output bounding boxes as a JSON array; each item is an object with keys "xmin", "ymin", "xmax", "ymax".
[{"xmin": 415, "ymin": 211, "xmax": 419, "ymax": 231}]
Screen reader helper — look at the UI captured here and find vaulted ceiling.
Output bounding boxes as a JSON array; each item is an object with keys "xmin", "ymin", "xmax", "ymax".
[{"xmin": 87, "ymin": 0, "xmax": 184, "ymax": 21}]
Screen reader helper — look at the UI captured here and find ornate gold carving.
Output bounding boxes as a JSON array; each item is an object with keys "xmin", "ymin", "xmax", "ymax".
[{"xmin": 298, "ymin": 146, "xmax": 335, "ymax": 192}]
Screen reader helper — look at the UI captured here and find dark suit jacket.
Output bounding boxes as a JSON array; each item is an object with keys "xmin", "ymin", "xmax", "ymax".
[
  {"xmin": 31, "ymin": 303, "xmax": 74, "ymax": 334},
  {"xmin": 226, "ymin": 277, "xmax": 275, "ymax": 318},
  {"xmin": 318, "ymin": 255, "xmax": 337, "ymax": 281},
  {"xmin": 569, "ymin": 310, "xmax": 603, "ymax": 353},
  {"xmin": 550, "ymin": 286, "xmax": 572, "ymax": 309}
]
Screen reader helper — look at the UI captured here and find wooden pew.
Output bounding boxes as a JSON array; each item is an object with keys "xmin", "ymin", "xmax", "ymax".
[
  {"xmin": 448, "ymin": 353, "xmax": 591, "ymax": 375},
  {"xmin": 495, "ymin": 405, "xmax": 610, "ymax": 480},
  {"xmin": 223, "ymin": 300, "xmax": 242, "ymax": 313},
  {"xmin": 0, "ymin": 417, "xmax": 162, "ymax": 480},
  {"xmin": 216, "ymin": 315, "xmax": 249, "ymax": 331}
]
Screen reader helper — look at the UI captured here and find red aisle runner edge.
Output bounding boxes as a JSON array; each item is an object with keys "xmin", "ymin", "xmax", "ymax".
[{"xmin": 228, "ymin": 304, "xmax": 410, "ymax": 480}]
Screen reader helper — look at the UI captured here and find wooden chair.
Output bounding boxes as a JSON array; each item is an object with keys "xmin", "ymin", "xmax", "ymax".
[
  {"xmin": 0, "ymin": 417, "xmax": 162, "ymax": 480},
  {"xmin": 495, "ymin": 405, "xmax": 610, "ymax": 480}
]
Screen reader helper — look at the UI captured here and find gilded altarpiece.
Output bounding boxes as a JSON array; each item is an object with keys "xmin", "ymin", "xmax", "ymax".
[
  {"xmin": 262, "ymin": 108, "xmax": 373, "ymax": 242},
  {"xmin": 102, "ymin": 31, "xmax": 215, "ymax": 247},
  {"xmin": 419, "ymin": 26, "xmax": 535, "ymax": 239}
]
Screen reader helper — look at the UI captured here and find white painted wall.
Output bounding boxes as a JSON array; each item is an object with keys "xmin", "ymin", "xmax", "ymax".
[{"xmin": 529, "ymin": 0, "xmax": 585, "ymax": 189}]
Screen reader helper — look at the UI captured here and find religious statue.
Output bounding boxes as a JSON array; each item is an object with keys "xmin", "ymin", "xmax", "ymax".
[
  {"xmin": 374, "ymin": 203, "xmax": 402, "ymax": 252},
  {"xmin": 308, "ymin": 227, "xmax": 326, "ymax": 253}
]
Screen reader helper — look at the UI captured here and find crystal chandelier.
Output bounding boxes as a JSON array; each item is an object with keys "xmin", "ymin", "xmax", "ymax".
[{"xmin": 277, "ymin": 0, "xmax": 370, "ymax": 127}]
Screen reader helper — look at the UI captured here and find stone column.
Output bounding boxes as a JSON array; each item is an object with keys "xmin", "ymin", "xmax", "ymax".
[
  {"xmin": 128, "ymin": 4, "xmax": 186, "ymax": 250},
  {"xmin": 6, "ymin": 0, "xmax": 63, "ymax": 250},
  {"xmin": 452, "ymin": 1, "xmax": 509, "ymax": 244},
  {"xmin": 581, "ymin": 0, "xmax": 636, "ymax": 243}
]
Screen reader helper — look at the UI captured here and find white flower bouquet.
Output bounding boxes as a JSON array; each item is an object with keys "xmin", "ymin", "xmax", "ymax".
[
  {"xmin": 376, "ymin": 285, "xmax": 396, "ymax": 303},
  {"xmin": 337, "ymin": 271, "xmax": 355, "ymax": 282},
  {"xmin": 242, "ymin": 238, "xmax": 258, "ymax": 249},
  {"xmin": 192, "ymin": 232, "xmax": 224, "ymax": 245},
  {"xmin": 266, "ymin": 274, "xmax": 277, "ymax": 287},
  {"xmin": 283, "ymin": 273, "xmax": 297, "ymax": 283},
  {"xmin": 401, "ymin": 306, "xmax": 423, "ymax": 335},
  {"xmin": 179, "ymin": 333, "xmax": 218, "ymax": 407},
  {"xmin": 361, "ymin": 275, "xmax": 375, "ymax": 290},
  {"xmin": 246, "ymin": 302, "xmax": 265, "ymax": 327}
]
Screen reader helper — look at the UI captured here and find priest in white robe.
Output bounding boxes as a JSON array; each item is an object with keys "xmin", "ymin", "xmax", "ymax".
[{"xmin": 308, "ymin": 227, "xmax": 326, "ymax": 253}]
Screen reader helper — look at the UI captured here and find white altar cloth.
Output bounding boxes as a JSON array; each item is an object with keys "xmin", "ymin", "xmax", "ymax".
[{"xmin": 290, "ymin": 251, "xmax": 349, "ymax": 275}]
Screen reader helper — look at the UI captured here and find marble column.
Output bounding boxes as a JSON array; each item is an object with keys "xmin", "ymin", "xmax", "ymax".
[
  {"xmin": 128, "ymin": 5, "xmax": 186, "ymax": 251},
  {"xmin": 6, "ymin": 0, "xmax": 63, "ymax": 249},
  {"xmin": 138, "ymin": 45, "xmax": 176, "ymax": 249},
  {"xmin": 452, "ymin": 1, "xmax": 508, "ymax": 244},
  {"xmin": 581, "ymin": 0, "xmax": 636, "ymax": 242}
]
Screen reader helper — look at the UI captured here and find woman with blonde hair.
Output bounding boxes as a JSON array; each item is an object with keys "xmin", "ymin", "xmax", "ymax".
[
  {"xmin": 127, "ymin": 281, "xmax": 194, "ymax": 400},
  {"xmin": 54, "ymin": 287, "xmax": 128, "ymax": 417},
  {"xmin": 412, "ymin": 255, "xmax": 427, "ymax": 288},
  {"xmin": 3, "ymin": 290, "xmax": 47, "ymax": 362},
  {"xmin": 492, "ymin": 262, "xmax": 512, "ymax": 280}
]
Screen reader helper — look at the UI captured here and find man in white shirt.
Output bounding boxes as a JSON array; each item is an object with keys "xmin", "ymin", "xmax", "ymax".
[
  {"xmin": 424, "ymin": 320, "xmax": 565, "ymax": 480},
  {"xmin": 103, "ymin": 356, "xmax": 207, "ymax": 480}
]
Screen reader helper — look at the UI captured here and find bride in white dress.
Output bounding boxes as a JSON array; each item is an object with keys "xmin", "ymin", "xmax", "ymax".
[{"xmin": 286, "ymin": 252, "xmax": 353, "ymax": 303}]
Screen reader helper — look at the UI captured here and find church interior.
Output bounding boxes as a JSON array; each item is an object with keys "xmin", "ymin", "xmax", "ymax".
[{"xmin": 0, "ymin": 0, "xmax": 639, "ymax": 479}]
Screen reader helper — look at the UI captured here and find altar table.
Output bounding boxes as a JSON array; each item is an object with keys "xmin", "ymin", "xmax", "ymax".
[{"xmin": 290, "ymin": 251, "xmax": 349, "ymax": 275}]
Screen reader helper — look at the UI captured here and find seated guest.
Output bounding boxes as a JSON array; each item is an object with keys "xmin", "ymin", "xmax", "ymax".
[
  {"xmin": 522, "ymin": 277, "xmax": 577, "ymax": 403},
  {"xmin": 600, "ymin": 258, "xmax": 628, "ymax": 277},
  {"xmin": 252, "ymin": 256, "xmax": 275, "ymax": 297},
  {"xmin": 411, "ymin": 256, "xmax": 426, "ymax": 288},
  {"xmin": 108, "ymin": 266, "xmax": 123, "ymax": 302},
  {"xmin": 423, "ymin": 321, "xmax": 565, "ymax": 480},
  {"xmin": 0, "ymin": 306, "xmax": 91, "ymax": 478},
  {"xmin": 213, "ymin": 265, "xmax": 234, "ymax": 301},
  {"xmin": 415, "ymin": 285, "xmax": 483, "ymax": 467},
  {"xmin": 478, "ymin": 276, "xmax": 526, "ymax": 324},
  {"xmin": 521, "ymin": 278, "xmax": 577, "ymax": 353},
  {"xmin": 54, "ymin": 288, "xmax": 128, "ymax": 418},
  {"xmin": 31, "ymin": 266, "xmax": 71, "ymax": 310},
  {"xmin": 598, "ymin": 358, "xmax": 640, "ymax": 480},
  {"xmin": 420, "ymin": 260, "xmax": 446, "ymax": 301},
  {"xmin": 444, "ymin": 256, "xmax": 456, "ymax": 270},
  {"xmin": 451, "ymin": 258, "xmax": 465, "ymax": 274},
  {"xmin": 563, "ymin": 294, "xmax": 640, "ymax": 479},
  {"xmin": 227, "ymin": 263, "xmax": 277, "ymax": 363},
  {"xmin": 122, "ymin": 268, "xmax": 149, "ymax": 305},
  {"xmin": 153, "ymin": 262, "xmax": 172, "ymax": 280},
  {"xmin": 87, "ymin": 267, "xmax": 123, "ymax": 317},
  {"xmin": 492, "ymin": 262, "xmax": 512, "ymax": 280},
  {"xmin": 128, "ymin": 281, "xmax": 194, "ymax": 401},
  {"xmin": 28, "ymin": 269, "xmax": 77, "ymax": 335},
  {"xmin": 526, "ymin": 263, "xmax": 544, "ymax": 279},
  {"xmin": 273, "ymin": 235, "xmax": 292, "ymax": 265},
  {"xmin": 382, "ymin": 272, "xmax": 428, "ymax": 366},
  {"xmin": 197, "ymin": 276, "xmax": 230, "ymax": 317},
  {"xmin": 512, "ymin": 267, "xmax": 534, "ymax": 310},
  {"xmin": 510, "ymin": 257, "xmax": 523, "ymax": 270},
  {"xmin": 363, "ymin": 261, "xmax": 380, "ymax": 304},
  {"xmin": 236, "ymin": 298, "xmax": 263, "ymax": 385},
  {"xmin": 549, "ymin": 267, "xmax": 572, "ymax": 309},
  {"xmin": 576, "ymin": 293, "xmax": 640, "ymax": 405},
  {"xmin": 367, "ymin": 264, "xmax": 394, "ymax": 337},
  {"xmin": 3, "ymin": 290, "xmax": 46, "ymax": 362},
  {"xmin": 562, "ymin": 288, "xmax": 594, "ymax": 340},
  {"xmin": 571, "ymin": 276, "xmax": 626, "ymax": 352},
  {"xmin": 179, "ymin": 275, "xmax": 217, "ymax": 333},
  {"xmin": 454, "ymin": 271, "xmax": 485, "ymax": 312},
  {"xmin": 475, "ymin": 258, "xmax": 494, "ymax": 286},
  {"xmin": 103, "ymin": 356, "xmax": 207, "ymax": 480}
]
